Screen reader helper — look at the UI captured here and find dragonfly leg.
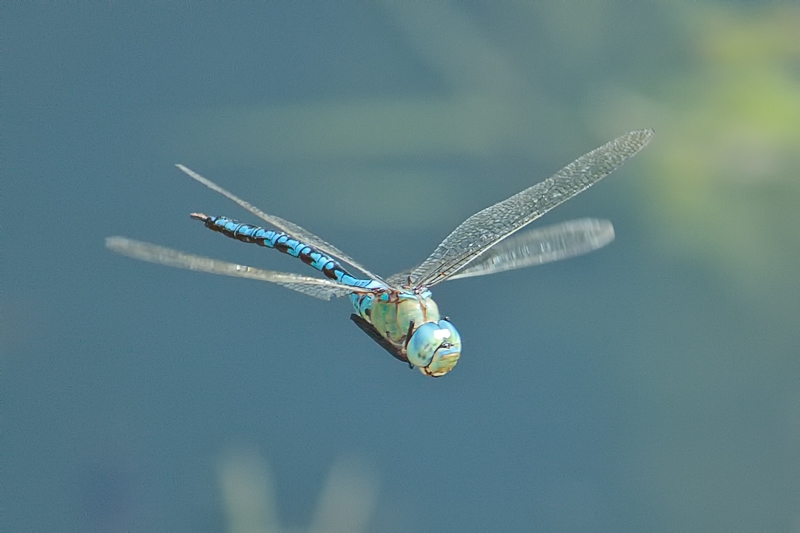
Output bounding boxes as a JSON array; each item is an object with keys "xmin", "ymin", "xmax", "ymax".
[
  {"xmin": 402, "ymin": 320, "xmax": 416, "ymax": 369},
  {"xmin": 402, "ymin": 320, "xmax": 415, "ymax": 350},
  {"xmin": 350, "ymin": 314, "xmax": 408, "ymax": 363}
]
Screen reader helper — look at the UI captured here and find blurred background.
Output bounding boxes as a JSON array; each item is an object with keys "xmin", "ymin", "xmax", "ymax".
[{"xmin": 3, "ymin": 3, "xmax": 799, "ymax": 532}]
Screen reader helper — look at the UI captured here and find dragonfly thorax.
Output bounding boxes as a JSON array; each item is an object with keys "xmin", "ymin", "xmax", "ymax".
[{"xmin": 354, "ymin": 289, "xmax": 462, "ymax": 377}]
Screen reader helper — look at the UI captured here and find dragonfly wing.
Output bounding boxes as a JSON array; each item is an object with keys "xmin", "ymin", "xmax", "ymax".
[
  {"xmin": 409, "ymin": 129, "xmax": 653, "ymax": 288},
  {"xmin": 275, "ymin": 281, "xmax": 354, "ymax": 299},
  {"xmin": 386, "ymin": 270, "xmax": 413, "ymax": 288},
  {"xmin": 387, "ymin": 219, "xmax": 613, "ymax": 284},
  {"xmin": 106, "ymin": 237, "xmax": 359, "ymax": 300},
  {"xmin": 175, "ymin": 165, "xmax": 390, "ymax": 286},
  {"xmin": 446, "ymin": 218, "xmax": 614, "ymax": 280}
]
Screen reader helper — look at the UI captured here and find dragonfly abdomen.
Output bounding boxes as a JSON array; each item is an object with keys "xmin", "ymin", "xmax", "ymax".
[{"xmin": 192, "ymin": 214, "xmax": 358, "ymax": 285}]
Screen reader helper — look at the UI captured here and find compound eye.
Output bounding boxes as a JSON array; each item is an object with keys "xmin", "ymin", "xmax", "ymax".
[
  {"xmin": 436, "ymin": 320, "xmax": 461, "ymax": 347},
  {"xmin": 406, "ymin": 322, "xmax": 444, "ymax": 367}
]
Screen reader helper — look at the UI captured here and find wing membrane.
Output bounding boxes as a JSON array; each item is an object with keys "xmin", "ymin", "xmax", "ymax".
[
  {"xmin": 175, "ymin": 165, "xmax": 389, "ymax": 286},
  {"xmin": 446, "ymin": 218, "xmax": 614, "ymax": 280},
  {"xmin": 409, "ymin": 129, "xmax": 653, "ymax": 287},
  {"xmin": 106, "ymin": 237, "xmax": 360, "ymax": 300},
  {"xmin": 386, "ymin": 269, "xmax": 413, "ymax": 288}
]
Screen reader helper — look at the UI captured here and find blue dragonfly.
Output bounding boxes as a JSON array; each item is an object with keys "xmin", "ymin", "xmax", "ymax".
[{"xmin": 107, "ymin": 129, "xmax": 652, "ymax": 377}]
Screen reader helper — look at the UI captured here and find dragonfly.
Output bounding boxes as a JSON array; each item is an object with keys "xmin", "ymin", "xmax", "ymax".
[{"xmin": 107, "ymin": 129, "xmax": 653, "ymax": 377}]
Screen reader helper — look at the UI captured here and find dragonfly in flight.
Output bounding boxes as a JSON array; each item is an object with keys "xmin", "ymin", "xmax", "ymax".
[{"xmin": 107, "ymin": 129, "xmax": 652, "ymax": 377}]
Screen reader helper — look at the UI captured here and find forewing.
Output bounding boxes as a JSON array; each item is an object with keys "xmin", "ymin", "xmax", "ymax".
[
  {"xmin": 386, "ymin": 269, "xmax": 413, "ymax": 288},
  {"xmin": 409, "ymin": 129, "xmax": 653, "ymax": 287},
  {"xmin": 106, "ymin": 237, "xmax": 359, "ymax": 300},
  {"xmin": 175, "ymin": 165, "xmax": 389, "ymax": 286}
]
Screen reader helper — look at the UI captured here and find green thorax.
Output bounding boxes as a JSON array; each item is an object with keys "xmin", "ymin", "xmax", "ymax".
[{"xmin": 368, "ymin": 290, "xmax": 440, "ymax": 344}]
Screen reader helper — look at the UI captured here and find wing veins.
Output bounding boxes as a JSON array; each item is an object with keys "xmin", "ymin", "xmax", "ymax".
[
  {"xmin": 105, "ymin": 237, "xmax": 363, "ymax": 300},
  {"xmin": 175, "ymin": 164, "xmax": 389, "ymax": 286},
  {"xmin": 446, "ymin": 218, "xmax": 615, "ymax": 280},
  {"xmin": 409, "ymin": 129, "xmax": 653, "ymax": 287}
]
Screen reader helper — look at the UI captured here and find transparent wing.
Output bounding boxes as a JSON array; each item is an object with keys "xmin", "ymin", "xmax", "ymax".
[
  {"xmin": 385, "ymin": 269, "xmax": 413, "ymax": 288},
  {"xmin": 175, "ymin": 164, "xmax": 390, "ymax": 286},
  {"xmin": 445, "ymin": 218, "xmax": 614, "ymax": 280},
  {"xmin": 387, "ymin": 219, "xmax": 614, "ymax": 285},
  {"xmin": 409, "ymin": 129, "xmax": 653, "ymax": 288},
  {"xmin": 106, "ymin": 237, "xmax": 361, "ymax": 300}
]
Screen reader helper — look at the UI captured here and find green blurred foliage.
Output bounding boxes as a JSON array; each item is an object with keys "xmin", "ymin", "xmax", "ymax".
[
  {"xmin": 218, "ymin": 446, "xmax": 377, "ymax": 533},
  {"xmin": 645, "ymin": 4, "xmax": 800, "ymax": 295}
]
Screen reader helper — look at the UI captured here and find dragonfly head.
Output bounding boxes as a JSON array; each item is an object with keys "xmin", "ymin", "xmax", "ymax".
[{"xmin": 406, "ymin": 319, "xmax": 462, "ymax": 377}]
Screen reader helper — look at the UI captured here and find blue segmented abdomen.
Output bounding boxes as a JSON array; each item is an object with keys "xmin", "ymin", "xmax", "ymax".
[{"xmin": 192, "ymin": 214, "xmax": 374, "ymax": 289}]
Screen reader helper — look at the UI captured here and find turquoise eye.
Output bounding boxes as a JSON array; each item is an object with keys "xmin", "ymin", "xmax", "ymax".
[
  {"xmin": 435, "ymin": 320, "xmax": 461, "ymax": 348},
  {"xmin": 406, "ymin": 323, "xmax": 443, "ymax": 367},
  {"xmin": 422, "ymin": 320, "xmax": 462, "ymax": 377}
]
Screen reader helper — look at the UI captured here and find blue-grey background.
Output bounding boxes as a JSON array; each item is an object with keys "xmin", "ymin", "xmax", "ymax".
[{"xmin": 4, "ymin": 3, "xmax": 799, "ymax": 532}]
